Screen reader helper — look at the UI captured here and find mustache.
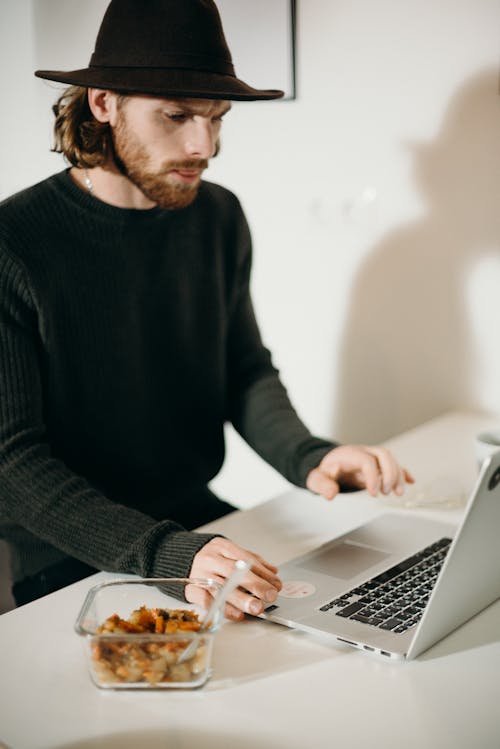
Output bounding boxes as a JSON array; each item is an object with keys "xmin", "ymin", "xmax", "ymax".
[{"xmin": 163, "ymin": 159, "xmax": 209, "ymax": 172}]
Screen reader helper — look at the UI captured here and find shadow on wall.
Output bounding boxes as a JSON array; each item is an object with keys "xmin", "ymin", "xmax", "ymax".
[{"xmin": 334, "ymin": 68, "xmax": 500, "ymax": 444}]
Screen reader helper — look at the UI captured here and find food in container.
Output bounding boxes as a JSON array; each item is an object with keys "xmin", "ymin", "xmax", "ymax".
[{"xmin": 75, "ymin": 577, "xmax": 222, "ymax": 689}]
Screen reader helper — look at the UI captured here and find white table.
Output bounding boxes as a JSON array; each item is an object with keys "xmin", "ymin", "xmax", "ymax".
[{"xmin": 1, "ymin": 411, "xmax": 499, "ymax": 749}]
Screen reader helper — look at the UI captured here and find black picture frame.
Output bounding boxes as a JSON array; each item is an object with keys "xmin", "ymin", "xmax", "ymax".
[{"xmin": 216, "ymin": 0, "xmax": 297, "ymax": 100}]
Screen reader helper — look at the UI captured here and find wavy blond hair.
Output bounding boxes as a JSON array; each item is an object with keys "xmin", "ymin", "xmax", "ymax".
[{"xmin": 51, "ymin": 86, "xmax": 125, "ymax": 168}]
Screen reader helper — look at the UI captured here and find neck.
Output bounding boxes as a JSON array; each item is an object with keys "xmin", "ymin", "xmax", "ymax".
[{"xmin": 70, "ymin": 165, "xmax": 156, "ymax": 210}]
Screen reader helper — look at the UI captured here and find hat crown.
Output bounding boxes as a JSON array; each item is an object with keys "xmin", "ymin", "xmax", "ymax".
[{"xmin": 90, "ymin": 0, "xmax": 235, "ymax": 76}]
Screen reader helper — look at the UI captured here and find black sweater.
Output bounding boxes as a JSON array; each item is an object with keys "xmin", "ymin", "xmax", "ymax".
[{"xmin": 0, "ymin": 170, "xmax": 334, "ymax": 582}]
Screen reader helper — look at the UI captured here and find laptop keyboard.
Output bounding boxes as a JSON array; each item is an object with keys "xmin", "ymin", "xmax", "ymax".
[{"xmin": 319, "ymin": 537, "xmax": 452, "ymax": 634}]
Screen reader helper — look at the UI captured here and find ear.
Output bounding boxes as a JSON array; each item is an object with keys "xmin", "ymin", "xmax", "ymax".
[{"xmin": 88, "ymin": 89, "xmax": 120, "ymax": 125}]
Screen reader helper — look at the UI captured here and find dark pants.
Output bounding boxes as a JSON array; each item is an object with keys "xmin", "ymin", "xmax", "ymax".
[{"xmin": 12, "ymin": 558, "xmax": 98, "ymax": 607}]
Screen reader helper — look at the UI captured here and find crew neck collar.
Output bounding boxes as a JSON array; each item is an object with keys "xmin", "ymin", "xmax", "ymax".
[{"xmin": 54, "ymin": 168, "xmax": 179, "ymax": 222}]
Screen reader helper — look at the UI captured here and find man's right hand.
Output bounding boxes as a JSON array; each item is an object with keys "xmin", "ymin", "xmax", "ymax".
[{"xmin": 188, "ymin": 537, "xmax": 282, "ymax": 621}]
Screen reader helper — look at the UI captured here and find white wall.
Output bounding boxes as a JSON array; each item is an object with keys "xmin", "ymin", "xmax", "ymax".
[{"xmin": 1, "ymin": 1, "xmax": 499, "ymax": 511}]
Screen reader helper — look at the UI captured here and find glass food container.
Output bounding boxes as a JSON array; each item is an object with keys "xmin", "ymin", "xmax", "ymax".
[{"xmin": 75, "ymin": 577, "xmax": 222, "ymax": 689}]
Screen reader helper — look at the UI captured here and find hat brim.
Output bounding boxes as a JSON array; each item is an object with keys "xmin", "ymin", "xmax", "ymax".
[{"xmin": 34, "ymin": 67, "xmax": 284, "ymax": 101}]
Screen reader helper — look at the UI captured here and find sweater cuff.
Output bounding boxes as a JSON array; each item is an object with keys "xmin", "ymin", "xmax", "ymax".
[
  {"xmin": 151, "ymin": 529, "xmax": 223, "ymax": 579},
  {"xmin": 293, "ymin": 439, "xmax": 338, "ymax": 487}
]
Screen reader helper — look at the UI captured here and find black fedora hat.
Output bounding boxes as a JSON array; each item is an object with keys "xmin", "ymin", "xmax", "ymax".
[{"xmin": 35, "ymin": 0, "xmax": 284, "ymax": 101}]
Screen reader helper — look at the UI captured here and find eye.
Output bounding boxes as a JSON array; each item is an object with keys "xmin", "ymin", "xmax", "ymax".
[{"xmin": 164, "ymin": 112, "xmax": 188, "ymax": 123}]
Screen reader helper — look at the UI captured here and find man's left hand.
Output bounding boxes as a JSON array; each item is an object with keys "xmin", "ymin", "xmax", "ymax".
[{"xmin": 306, "ymin": 445, "xmax": 414, "ymax": 500}]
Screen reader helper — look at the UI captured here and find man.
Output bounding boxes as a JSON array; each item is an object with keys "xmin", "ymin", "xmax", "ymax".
[{"xmin": 0, "ymin": 0, "xmax": 412, "ymax": 617}]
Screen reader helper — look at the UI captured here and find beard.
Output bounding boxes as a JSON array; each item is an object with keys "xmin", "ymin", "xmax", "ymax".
[{"xmin": 111, "ymin": 111, "xmax": 209, "ymax": 210}]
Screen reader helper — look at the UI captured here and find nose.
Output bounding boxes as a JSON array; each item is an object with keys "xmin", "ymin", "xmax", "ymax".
[{"xmin": 184, "ymin": 119, "xmax": 216, "ymax": 159}]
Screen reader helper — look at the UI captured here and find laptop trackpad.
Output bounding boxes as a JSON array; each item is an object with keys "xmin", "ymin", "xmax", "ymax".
[{"xmin": 300, "ymin": 541, "xmax": 391, "ymax": 580}]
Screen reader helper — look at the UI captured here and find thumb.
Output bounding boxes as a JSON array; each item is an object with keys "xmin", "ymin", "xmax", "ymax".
[{"xmin": 306, "ymin": 466, "xmax": 341, "ymax": 501}]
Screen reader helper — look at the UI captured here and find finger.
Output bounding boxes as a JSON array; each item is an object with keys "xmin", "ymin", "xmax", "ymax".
[
  {"xmin": 201, "ymin": 574, "xmax": 277, "ymax": 618},
  {"xmin": 241, "ymin": 553, "xmax": 279, "ymax": 576},
  {"xmin": 353, "ymin": 452, "xmax": 382, "ymax": 496},
  {"xmin": 239, "ymin": 569, "xmax": 281, "ymax": 603},
  {"xmin": 186, "ymin": 579, "xmax": 246, "ymax": 621},
  {"xmin": 228, "ymin": 592, "xmax": 264, "ymax": 616},
  {"xmin": 394, "ymin": 466, "xmax": 410, "ymax": 495},
  {"xmin": 231, "ymin": 557, "xmax": 281, "ymax": 590},
  {"xmin": 227, "ymin": 565, "xmax": 281, "ymax": 605},
  {"xmin": 223, "ymin": 601, "xmax": 245, "ymax": 621},
  {"xmin": 306, "ymin": 466, "xmax": 341, "ymax": 500},
  {"xmin": 226, "ymin": 580, "xmax": 280, "ymax": 616},
  {"xmin": 367, "ymin": 447, "xmax": 402, "ymax": 494},
  {"xmin": 254, "ymin": 557, "xmax": 279, "ymax": 574},
  {"xmin": 232, "ymin": 555, "xmax": 282, "ymax": 590},
  {"xmin": 370, "ymin": 449, "xmax": 415, "ymax": 496},
  {"xmin": 395, "ymin": 467, "xmax": 416, "ymax": 495},
  {"xmin": 186, "ymin": 575, "xmax": 259, "ymax": 621},
  {"xmin": 404, "ymin": 468, "xmax": 416, "ymax": 484},
  {"xmin": 368, "ymin": 448, "xmax": 415, "ymax": 495},
  {"xmin": 184, "ymin": 583, "xmax": 212, "ymax": 610},
  {"xmin": 214, "ymin": 539, "xmax": 279, "ymax": 576}
]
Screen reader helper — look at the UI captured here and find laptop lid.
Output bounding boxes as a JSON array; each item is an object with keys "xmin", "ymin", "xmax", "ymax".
[{"xmin": 407, "ymin": 451, "xmax": 500, "ymax": 658}]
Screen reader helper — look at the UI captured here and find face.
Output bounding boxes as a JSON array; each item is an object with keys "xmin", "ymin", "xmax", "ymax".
[{"xmin": 110, "ymin": 95, "xmax": 231, "ymax": 209}]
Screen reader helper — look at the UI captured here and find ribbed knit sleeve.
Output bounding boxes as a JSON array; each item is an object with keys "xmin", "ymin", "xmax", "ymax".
[
  {"xmin": 225, "ymin": 215, "xmax": 336, "ymax": 486},
  {"xmin": 0, "ymin": 247, "xmax": 218, "ymax": 579}
]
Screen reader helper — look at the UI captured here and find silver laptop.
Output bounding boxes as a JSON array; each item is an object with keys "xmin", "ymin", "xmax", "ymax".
[{"xmin": 260, "ymin": 451, "xmax": 500, "ymax": 660}]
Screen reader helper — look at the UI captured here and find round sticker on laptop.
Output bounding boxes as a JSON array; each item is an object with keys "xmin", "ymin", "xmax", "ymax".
[{"xmin": 279, "ymin": 580, "xmax": 316, "ymax": 598}]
